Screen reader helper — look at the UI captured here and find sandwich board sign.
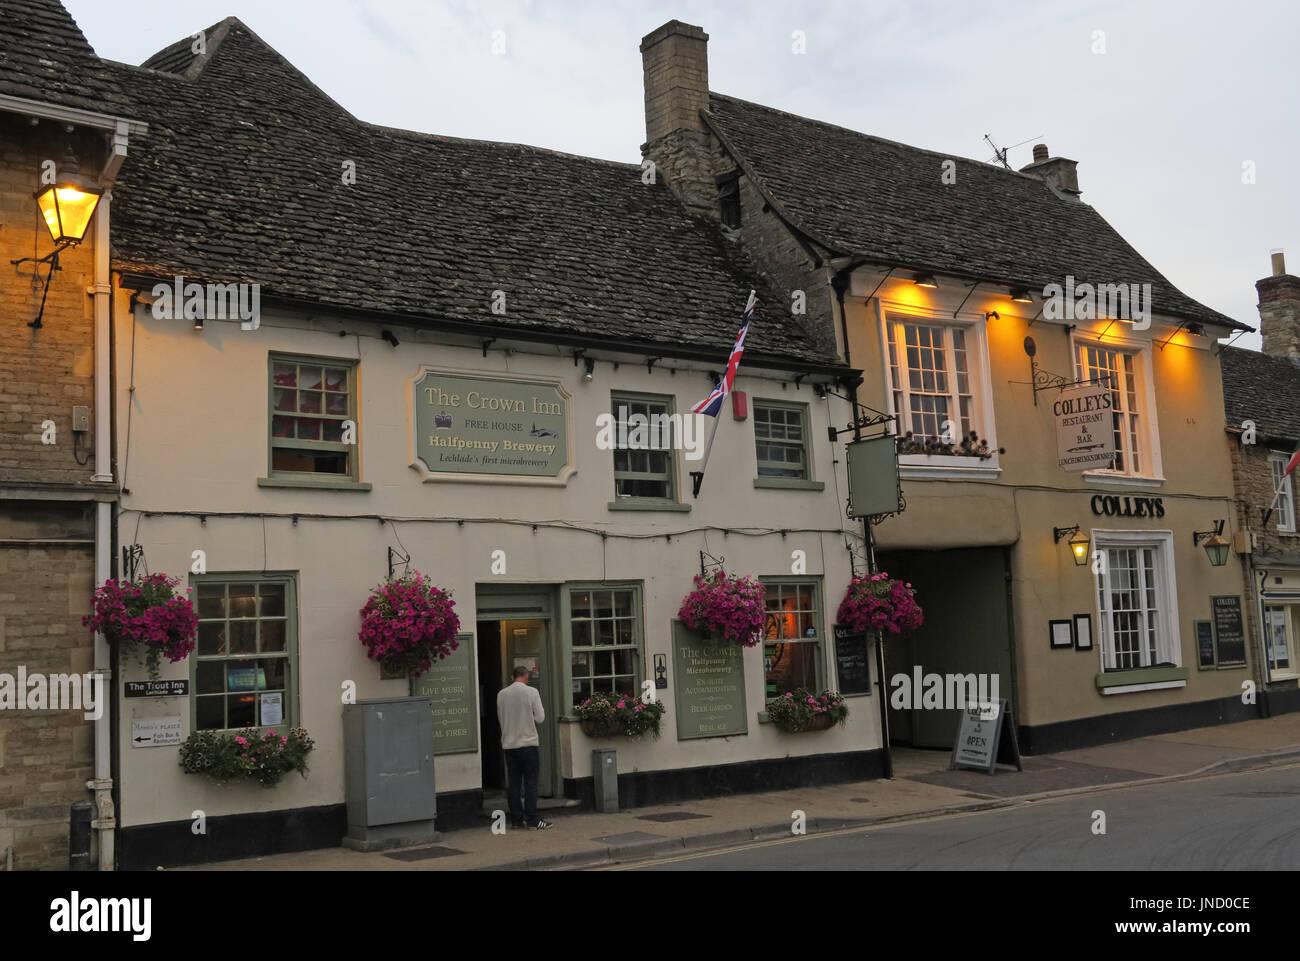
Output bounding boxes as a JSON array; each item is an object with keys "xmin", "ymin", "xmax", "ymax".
[{"xmin": 950, "ymin": 698, "xmax": 1022, "ymax": 774}]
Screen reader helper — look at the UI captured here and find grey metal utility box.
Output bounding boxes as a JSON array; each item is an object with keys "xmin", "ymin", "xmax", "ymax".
[
  {"xmin": 593, "ymin": 748, "xmax": 618, "ymax": 813},
  {"xmin": 342, "ymin": 696, "xmax": 438, "ymax": 851}
]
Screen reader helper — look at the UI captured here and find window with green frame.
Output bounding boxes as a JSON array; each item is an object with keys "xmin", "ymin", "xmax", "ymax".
[
  {"xmin": 192, "ymin": 574, "xmax": 297, "ymax": 731},
  {"xmin": 270, "ymin": 354, "xmax": 358, "ymax": 477},
  {"xmin": 761, "ymin": 579, "xmax": 823, "ymax": 697},
  {"xmin": 610, "ymin": 392, "xmax": 677, "ymax": 501},
  {"xmin": 754, "ymin": 401, "xmax": 811, "ymax": 479},
  {"xmin": 566, "ymin": 585, "xmax": 642, "ymax": 710}
]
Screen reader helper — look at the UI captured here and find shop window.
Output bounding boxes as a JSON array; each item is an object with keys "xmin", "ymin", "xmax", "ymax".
[
  {"xmin": 567, "ymin": 585, "xmax": 642, "ymax": 710},
  {"xmin": 610, "ymin": 392, "xmax": 677, "ymax": 502},
  {"xmin": 1270, "ymin": 453, "xmax": 1296, "ymax": 532},
  {"xmin": 883, "ymin": 316, "xmax": 994, "ymax": 454},
  {"xmin": 761, "ymin": 578, "xmax": 823, "ymax": 697},
  {"xmin": 1264, "ymin": 606, "xmax": 1294, "ymax": 678},
  {"xmin": 1093, "ymin": 532, "xmax": 1180, "ymax": 670},
  {"xmin": 191, "ymin": 575, "xmax": 297, "ymax": 731},
  {"xmin": 754, "ymin": 401, "xmax": 811, "ymax": 479},
  {"xmin": 269, "ymin": 354, "xmax": 358, "ymax": 479}
]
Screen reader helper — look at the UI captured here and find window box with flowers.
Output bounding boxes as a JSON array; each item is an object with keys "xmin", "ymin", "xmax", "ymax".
[
  {"xmin": 358, "ymin": 571, "xmax": 461, "ymax": 678},
  {"xmin": 574, "ymin": 690, "xmax": 666, "ymax": 739},
  {"xmin": 178, "ymin": 727, "xmax": 316, "ymax": 787},
  {"xmin": 765, "ymin": 689, "xmax": 849, "ymax": 733},
  {"xmin": 677, "ymin": 570, "xmax": 766, "ymax": 647},
  {"xmin": 84, "ymin": 573, "xmax": 199, "ymax": 680}
]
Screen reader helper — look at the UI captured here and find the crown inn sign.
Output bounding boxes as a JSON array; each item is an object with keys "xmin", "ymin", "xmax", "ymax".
[{"xmin": 409, "ymin": 369, "xmax": 573, "ymax": 484}]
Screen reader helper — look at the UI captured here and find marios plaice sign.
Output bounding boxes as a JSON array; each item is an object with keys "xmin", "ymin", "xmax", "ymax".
[
  {"xmin": 411, "ymin": 370, "xmax": 572, "ymax": 483},
  {"xmin": 1054, "ymin": 383, "xmax": 1116, "ymax": 472}
]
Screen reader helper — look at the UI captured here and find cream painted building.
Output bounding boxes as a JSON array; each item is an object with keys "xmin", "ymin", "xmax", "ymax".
[{"xmin": 100, "ymin": 19, "xmax": 881, "ymax": 867}]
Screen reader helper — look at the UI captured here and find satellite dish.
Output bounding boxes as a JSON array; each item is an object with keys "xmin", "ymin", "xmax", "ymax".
[{"xmin": 1024, "ymin": 337, "xmax": 1037, "ymax": 357}]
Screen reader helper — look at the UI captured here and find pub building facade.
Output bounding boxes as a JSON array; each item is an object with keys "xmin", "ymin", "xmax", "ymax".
[
  {"xmin": 82, "ymin": 16, "xmax": 887, "ymax": 867},
  {"xmin": 1221, "ymin": 253, "xmax": 1300, "ymax": 717},
  {"xmin": 0, "ymin": 1, "xmax": 146, "ymax": 870},
  {"xmin": 640, "ymin": 21, "xmax": 1258, "ymax": 753}
]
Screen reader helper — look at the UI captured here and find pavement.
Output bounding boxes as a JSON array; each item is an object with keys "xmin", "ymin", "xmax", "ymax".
[{"xmin": 176, "ymin": 712, "xmax": 1300, "ymax": 872}]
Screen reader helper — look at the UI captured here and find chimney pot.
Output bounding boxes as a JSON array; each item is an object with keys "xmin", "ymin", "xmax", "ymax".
[
  {"xmin": 1032, "ymin": 143, "xmax": 1049, "ymax": 162},
  {"xmin": 1272, "ymin": 249, "xmax": 1286, "ymax": 277}
]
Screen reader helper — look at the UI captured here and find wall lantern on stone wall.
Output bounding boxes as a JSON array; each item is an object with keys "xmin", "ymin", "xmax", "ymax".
[
  {"xmin": 1193, "ymin": 520, "xmax": 1230, "ymax": 567},
  {"xmin": 1054, "ymin": 525, "xmax": 1090, "ymax": 566},
  {"xmin": 11, "ymin": 146, "xmax": 104, "ymax": 329},
  {"xmin": 35, "ymin": 146, "xmax": 103, "ymax": 248}
]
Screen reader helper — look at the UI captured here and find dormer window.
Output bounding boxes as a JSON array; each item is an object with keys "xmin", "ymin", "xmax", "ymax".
[{"xmin": 717, "ymin": 173, "xmax": 741, "ymax": 228}]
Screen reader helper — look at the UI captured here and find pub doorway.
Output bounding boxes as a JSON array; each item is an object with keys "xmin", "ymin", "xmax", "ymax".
[{"xmin": 475, "ymin": 588, "xmax": 560, "ymax": 798}]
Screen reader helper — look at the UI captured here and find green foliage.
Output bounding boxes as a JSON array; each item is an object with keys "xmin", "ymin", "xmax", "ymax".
[
  {"xmin": 575, "ymin": 690, "xmax": 666, "ymax": 739},
  {"xmin": 765, "ymin": 688, "xmax": 849, "ymax": 733}
]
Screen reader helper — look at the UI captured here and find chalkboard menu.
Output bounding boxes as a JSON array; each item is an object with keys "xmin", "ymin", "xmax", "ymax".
[
  {"xmin": 1195, "ymin": 620, "xmax": 1215, "ymax": 669},
  {"xmin": 1211, "ymin": 596, "xmax": 1247, "ymax": 667},
  {"xmin": 832, "ymin": 624, "xmax": 872, "ymax": 696},
  {"xmin": 410, "ymin": 632, "xmax": 478, "ymax": 754},
  {"xmin": 671, "ymin": 621, "xmax": 748, "ymax": 740}
]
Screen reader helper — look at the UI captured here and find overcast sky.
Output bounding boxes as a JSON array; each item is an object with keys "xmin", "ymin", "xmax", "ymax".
[{"xmin": 64, "ymin": 0, "xmax": 1299, "ymax": 349}]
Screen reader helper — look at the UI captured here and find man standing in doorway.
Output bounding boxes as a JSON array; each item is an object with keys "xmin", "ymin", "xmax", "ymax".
[{"xmin": 497, "ymin": 665, "xmax": 552, "ymax": 829}]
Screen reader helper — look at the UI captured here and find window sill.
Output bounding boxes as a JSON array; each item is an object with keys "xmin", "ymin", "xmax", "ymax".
[
  {"xmin": 1082, "ymin": 473, "xmax": 1165, "ymax": 489},
  {"xmin": 1096, "ymin": 665, "xmax": 1188, "ymax": 693},
  {"xmin": 258, "ymin": 476, "xmax": 372, "ymax": 491},
  {"xmin": 607, "ymin": 499, "xmax": 691, "ymax": 513},
  {"xmin": 753, "ymin": 477, "xmax": 825, "ymax": 491},
  {"xmin": 899, "ymin": 455, "xmax": 1001, "ymax": 481}
]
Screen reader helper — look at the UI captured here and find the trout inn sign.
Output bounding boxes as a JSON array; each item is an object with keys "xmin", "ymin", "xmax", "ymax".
[{"xmin": 409, "ymin": 368, "xmax": 574, "ymax": 484}]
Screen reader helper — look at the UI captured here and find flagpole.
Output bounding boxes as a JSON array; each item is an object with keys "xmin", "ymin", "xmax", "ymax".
[{"xmin": 690, "ymin": 412, "xmax": 723, "ymax": 498}]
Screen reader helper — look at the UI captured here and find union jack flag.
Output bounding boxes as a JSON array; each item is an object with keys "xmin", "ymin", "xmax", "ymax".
[{"xmin": 691, "ymin": 290, "xmax": 757, "ymax": 417}]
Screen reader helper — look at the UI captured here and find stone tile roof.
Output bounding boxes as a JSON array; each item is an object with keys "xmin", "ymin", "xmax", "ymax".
[
  {"xmin": 102, "ymin": 19, "xmax": 837, "ymax": 368},
  {"xmin": 706, "ymin": 93, "xmax": 1249, "ymax": 332},
  {"xmin": 1221, "ymin": 346, "xmax": 1300, "ymax": 445},
  {"xmin": 0, "ymin": 0, "xmax": 134, "ymax": 116}
]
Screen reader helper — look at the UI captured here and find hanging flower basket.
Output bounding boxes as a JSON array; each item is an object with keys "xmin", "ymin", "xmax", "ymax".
[
  {"xmin": 677, "ymin": 570, "xmax": 766, "ymax": 647},
  {"xmin": 358, "ymin": 571, "xmax": 460, "ymax": 679},
  {"xmin": 836, "ymin": 572, "xmax": 924, "ymax": 637},
  {"xmin": 575, "ymin": 691, "xmax": 666, "ymax": 739},
  {"xmin": 765, "ymin": 689, "xmax": 849, "ymax": 733},
  {"xmin": 83, "ymin": 573, "xmax": 198, "ymax": 680}
]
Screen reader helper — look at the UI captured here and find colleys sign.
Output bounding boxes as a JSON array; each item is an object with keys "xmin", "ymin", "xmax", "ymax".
[
  {"xmin": 1053, "ymin": 382, "xmax": 1116, "ymax": 472},
  {"xmin": 410, "ymin": 369, "xmax": 573, "ymax": 484}
]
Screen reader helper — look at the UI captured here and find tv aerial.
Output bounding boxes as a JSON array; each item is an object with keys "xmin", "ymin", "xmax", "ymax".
[{"xmin": 984, "ymin": 133, "xmax": 1042, "ymax": 169}]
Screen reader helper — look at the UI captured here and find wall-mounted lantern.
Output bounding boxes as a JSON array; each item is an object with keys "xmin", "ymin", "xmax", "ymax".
[
  {"xmin": 11, "ymin": 147, "xmax": 103, "ymax": 329},
  {"xmin": 1193, "ymin": 520, "xmax": 1230, "ymax": 567},
  {"xmin": 1054, "ymin": 525, "xmax": 1090, "ymax": 566}
]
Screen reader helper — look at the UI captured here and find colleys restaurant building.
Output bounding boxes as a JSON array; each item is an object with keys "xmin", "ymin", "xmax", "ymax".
[
  {"xmin": 633, "ymin": 20, "xmax": 1261, "ymax": 755},
  {"xmin": 76, "ymin": 17, "xmax": 887, "ymax": 867}
]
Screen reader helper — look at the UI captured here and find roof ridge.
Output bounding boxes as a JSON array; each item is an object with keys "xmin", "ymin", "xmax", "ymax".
[
  {"xmin": 355, "ymin": 120, "xmax": 640, "ymax": 168},
  {"xmin": 708, "ymin": 91, "xmax": 1051, "ymax": 185}
]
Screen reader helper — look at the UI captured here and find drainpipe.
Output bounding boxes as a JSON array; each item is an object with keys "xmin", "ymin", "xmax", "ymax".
[
  {"xmin": 831, "ymin": 269, "xmax": 893, "ymax": 779},
  {"xmin": 88, "ymin": 187, "xmax": 116, "ymax": 870}
]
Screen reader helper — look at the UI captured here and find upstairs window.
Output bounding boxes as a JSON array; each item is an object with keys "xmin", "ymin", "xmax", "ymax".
[
  {"xmin": 269, "ymin": 355, "xmax": 358, "ymax": 478},
  {"xmin": 610, "ymin": 392, "xmax": 677, "ymax": 502},
  {"xmin": 1271, "ymin": 452, "xmax": 1296, "ymax": 533},
  {"xmin": 754, "ymin": 401, "xmax": 811, "ymax": 480},
  {"xmin": 1076, "ymin": 345, "xmax": 1142, "ymax": 474},
  {"xmin": 884, "ymin": 318, "xmax": 988, "ymax": 447}
]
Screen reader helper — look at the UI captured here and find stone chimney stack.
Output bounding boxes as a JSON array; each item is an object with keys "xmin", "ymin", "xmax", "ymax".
[
  {"xmin": 1258, "ymin": 250, "xmax": 1300, "ymax": 361},
  {"xmin": 641, "ymin": 21, "xmax": 717, "ymax": 216},
  {"xmin": 1019, "ymin": 143, "xmax": 1082, "ymax": 201}
]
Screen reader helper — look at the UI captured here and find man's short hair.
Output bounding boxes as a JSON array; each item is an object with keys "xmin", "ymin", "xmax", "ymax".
[{"xmin": 512, "ymin": 665, "xmax": 531, "ymax": 680}]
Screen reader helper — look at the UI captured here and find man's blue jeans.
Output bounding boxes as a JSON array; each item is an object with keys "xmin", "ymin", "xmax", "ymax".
[{"xmin": 504, "ymin": 745, "xmax": 540, "ymax": 826}]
